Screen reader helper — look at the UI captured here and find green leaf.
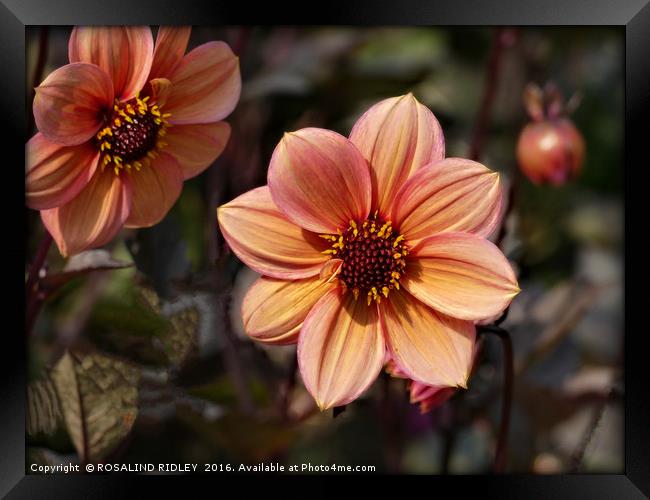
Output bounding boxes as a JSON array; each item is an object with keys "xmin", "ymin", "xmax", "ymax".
[
  {"xmin": 86, "ymin": 285, "xmax": 198, "ymax": 368},
  {"xmin": 40, "ymin": 249, "xmax": 133, "ymax": 290},
  {"xmin": 26, "ymin": 376, "xmax": 63, "ymax": 436},
  {"xmin": 50, "ymin": 350, "xmax": 139, "ymax": 463}
]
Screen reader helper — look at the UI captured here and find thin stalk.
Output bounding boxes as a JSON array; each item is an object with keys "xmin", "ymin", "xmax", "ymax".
[
  {"xmin": 478, "ymin": 325, "xmax": 514, "ymax": 474},
  {"xmin": 438, "ymin": 403, "xmax": 456, "ymax": 474},
  {"xmin": 469, "ymin": 28, "xmax": 512, "ymax": 162},
  {"xmin": 280, "ymin": 355, "xmax": 298, "ymax": 421},
  {"xmin": 25, "ymin": 232, "xmax": 53, "ymax": 336}
]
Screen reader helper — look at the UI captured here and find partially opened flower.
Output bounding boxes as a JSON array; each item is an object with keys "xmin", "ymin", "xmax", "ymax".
[
  {"xmin": 26, "ymin": 26, "xmax": 241, "ymax": 256},
  {"xmin": 386, "ymin": 355, "xmax": 470, "ymax": 414},
  {"xmin": 218, "ymin": 94, "xmax": 519, "ymax": 410}
]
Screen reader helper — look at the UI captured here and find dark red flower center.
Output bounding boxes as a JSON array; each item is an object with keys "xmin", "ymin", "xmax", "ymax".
[
  {"xmin": 94, "ymin": 95, "xmax": 171, "ymax": 175},
  {"xmin": 321, "ymin": 214, "xmax": 408, "ymax": 304}
]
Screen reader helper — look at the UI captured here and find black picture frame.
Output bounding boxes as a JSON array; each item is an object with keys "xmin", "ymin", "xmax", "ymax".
[{"xmin": 6, "ymin": 0, "xmax": 649, "ymax": 497}]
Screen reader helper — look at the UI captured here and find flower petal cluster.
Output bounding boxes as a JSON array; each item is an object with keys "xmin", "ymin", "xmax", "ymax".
[
  {"xmin": 219, "ymin": 94, "xmax": 520, "ymax": 410},
  {"xmin": 27, "ymin": 26, "xmax": 241, "ymax": 256}
]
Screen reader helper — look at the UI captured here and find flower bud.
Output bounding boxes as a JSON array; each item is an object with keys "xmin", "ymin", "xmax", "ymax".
[{"xmin": 516, "ymin": 83, "xmax": 586, "ymax": 185}]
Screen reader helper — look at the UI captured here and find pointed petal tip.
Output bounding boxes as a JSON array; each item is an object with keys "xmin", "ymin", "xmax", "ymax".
[{"xmin": 316, "ymin": 400, "xmax": 329, "ymax": 412}]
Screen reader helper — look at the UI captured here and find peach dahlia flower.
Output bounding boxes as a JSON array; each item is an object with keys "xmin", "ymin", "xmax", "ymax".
[
  {"xmin": 218, "ymin": 94, "xmax": 520, "ymax": 410},
  {"xmin": 26, "ymin": 26, "xmax": 241, "ymax": 256}
]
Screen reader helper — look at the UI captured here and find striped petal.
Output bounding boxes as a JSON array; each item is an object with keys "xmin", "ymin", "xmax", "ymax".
[
  {"xmin": 149, "ymin": 26, "xmax": 191, "ymax": 79},
  {"xmin": 164, "ymin": 121, "xmax": 231, "ymax": 179},
  {"xmin": 242, "ymin": 276, "xmax": 336, "ymax": 345},
  {"xmin": 165, "ymin": 41, "xmax": 241, "ymax": 125},
  {"xmin": 268, "ymin": 128, "xmax": 372, "ymax": 233},
  {"xmin": 403, "ymin": 232, "xmax": 520, "ymax": 321},
  {"xmin": 391, "ymin": 158, "xmax": 503, "ymax": 242},
  {"xmin": 69, "ymin": 26, "xmax": 154, "ymax": 100},
  {"xmin": 33, "ymin": 63, "xmax": 114, "ymax": 146},
  {"xmin": 41, "ymin": 169, "xmax": 132, "ymax": 257},
  {"xmin": 298, "ymin": 287, "xmax": 385, "ymax": 410},
  {"xmin": 409, "ymin": 383, "xmax": 456, "ymax": 413},
  {"xmin": 349, "ymin": 94, "xmax": 445, "ymax": 214},
  {"xmin": 217, "ymin": 186, "xmax": 330, "ymax": 279},
  {"xmin": 380, "ymin": 289, "xmax": 475, "ymax": 388},
  {"xmin": 26, "ymin": 133, "xmax": 99, "ymax": 210},
  {"xmin": 124, "ymin": 152, "xmax": 184, "ymax": 228}
]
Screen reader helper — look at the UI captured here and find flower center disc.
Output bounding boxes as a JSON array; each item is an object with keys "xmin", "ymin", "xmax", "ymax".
[
  {"xmin": 94, "ymin": 94, "xmax": 170, "ymax": 175},
  {"xmin": 321, "ymin": 215, "xmax": 408, "ymax": 305}
]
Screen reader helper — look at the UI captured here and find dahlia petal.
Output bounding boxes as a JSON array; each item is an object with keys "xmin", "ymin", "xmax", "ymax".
[
  {"xmin": 349, "ymin": 94, "xmax": 445, "ymax": 214},
  {"xmin": 41, "ymin": 169, "xmax": 132, "ymax": 257},
  {"xmin": 124, "ymin": 152, "xmax": 184, "ymax": 228},
  {"xmin": 145, "ymin": 78, "xmax": 173, "ymax": 107},
  {"xmin": 298, "ymin": 287, "xmax": 385, "ymax": 410},
  {"xmin": 68, "ymin": 26, "xmax": 154, "ymax": 100},
  {"xmin": 217, "ymin": 186, "xmax": 330, "ymax": 279},
  {"xmin": 26, "ymin": 133, "xmax": 99, "ymax": 210},
  {"xmin": 319, "ymin": 258, "xmax": 343, "ymax": 282},
  {"xmin": 164, "ymin": 121, "xmax": 231, "ymax": 179},
  {"xmin": 410, "ymin": 383, "xmax": 456, "ymax": 413},
  {"xmin": 267, "ymin": 128, "xmax": 372, "ymax": 233},
  {"xmin": 242, "ymin": 276, "xmax": 336, "ymax": 345},
  {"xmin": 149, "ymin": 26, "xmax": 191, "ymax": 79},
  {"xmin": 33, "ymin": 63, "xmax": 114, "ymax": 146},
  {"xmin": 403, "ymin": 232, "xmax": 520, "ymax": 321},
  {"xmin": 392, "ymin": 158, "xmax": 503, "ymax": 242},
  {"xmin": 380, "ymin": 289, "xmax": 475, "ymax": 387},
  {"xmin": 165, "ymin": 41, "xmax": 241, "ymax": 125}
]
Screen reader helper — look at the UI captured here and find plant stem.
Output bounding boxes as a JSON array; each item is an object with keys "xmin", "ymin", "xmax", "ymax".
[
  {"xmin": 569, "ymin": 386, "xmax": 616, "ymax": 472},
  {"xmin": 438, "ymin": 403, "xmax": 456, "ymax": 474},
  {"xmin": 25, "ymin": 232, "xmax": 53, "ymax": 336},
  {"xmin": 218, "ymin": 289, "xmax": 255, "ymax": 415},
  {"xmin": 478, "ymin": 325, "xmax": 514, "ymax": 473},
  {"xmin": 469, "ymin": 28, "xmax": 513, "ymax": 162},
  {"xmin": 280, "ymin": 354, "xmax": 298, "ymax": 421},
  {"xmin": 25, "ymin": 232, "xmax": 52, "ymax": 299}
]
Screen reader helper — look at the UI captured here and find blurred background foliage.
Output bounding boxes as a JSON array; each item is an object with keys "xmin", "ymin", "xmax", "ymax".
[{"xmin": 26, "ymin": 26, "xmax": 623, "ymax": 474}]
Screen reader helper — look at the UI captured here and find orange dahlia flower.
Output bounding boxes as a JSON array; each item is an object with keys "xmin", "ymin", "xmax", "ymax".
[
  {"xmin": 218, "ymin": 94, "xmax": 519, "ymax": 410},
  {"xmin": 26, "ymin": 26, "xmax": 241, "ymax": 256}
]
